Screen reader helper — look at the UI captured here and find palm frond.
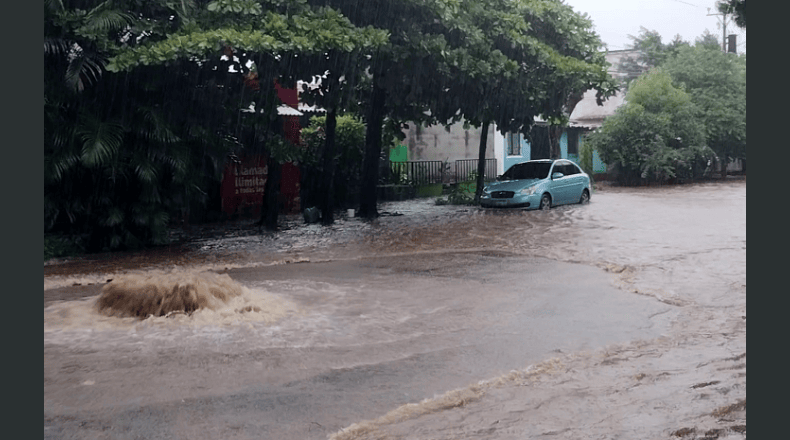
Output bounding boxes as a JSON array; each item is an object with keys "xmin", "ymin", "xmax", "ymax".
[
  {"xmin": 45, "ymin": 153, "xmax": 80, "ymax": 183},
  {"xmin": 102, "ymin": 207, "xmax": 125, "ymax": 227},
  {"xmin": 44, "ymin": 196, "xmax": 61, "ymax": 230},
  {"xmin": 44, "ymin": 0, "xmax": 64, "ymax": 14},
  {"xmin": 65, "ymin": 51, "xmax": 104, "ymax": 92},
  {"xmin": 80, "ymin": 2, "xmax": 135, "ymax": 36},
  {"xmin": 77, "ymin": 116, "xmax": 124, "ymax": 167},
  {"xmin": 134, "ymin": 160, "xmax": 159, "ymax": 185},
  {"xmin": 150, "ymin": 149, "xmax": 188, "ymax": 180},
  {"xmin": 49, "ymin": 124, "xmax": 76, "ymax": 150},
  {"xmin": 138, "ymin": 107, "xmax": 181, "ymax": 144},
  {"xmin": 44, "ymin": 38, "xmax": 70, "ymax": 56}
]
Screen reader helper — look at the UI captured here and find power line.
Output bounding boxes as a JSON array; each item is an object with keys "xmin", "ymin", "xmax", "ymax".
[{"xmin": 670, "ymin": 0, "xmax": 703, "ymax": 7}]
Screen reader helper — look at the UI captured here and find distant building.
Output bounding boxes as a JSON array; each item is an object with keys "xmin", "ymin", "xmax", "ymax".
[
  {"xmin": 398, "ymin": 50, "xmax": 638, "ymax": 180},
  {"xmin": 493, "ymin": 49, "xmax": 638, "ymax": 177}
]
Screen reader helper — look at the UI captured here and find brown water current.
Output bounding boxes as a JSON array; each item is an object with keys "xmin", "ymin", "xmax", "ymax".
[{"xmin": 44, "ymin": 180, "xmax": 746, "ymax": 439}]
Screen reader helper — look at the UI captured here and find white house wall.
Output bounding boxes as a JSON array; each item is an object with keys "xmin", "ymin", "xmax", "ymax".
[
  {"xmin": 402, "ymin": 122, "xmax": 496, "ymax": 162},
  {"xmin": 493, "ymin": 125, "xmax": 504, "ymax": 175}
]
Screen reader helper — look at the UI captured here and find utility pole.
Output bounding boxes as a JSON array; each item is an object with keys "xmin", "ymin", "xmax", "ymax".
[{"xmin": 707, "ymin": 4, "xmax": 729, "ymax": 53}]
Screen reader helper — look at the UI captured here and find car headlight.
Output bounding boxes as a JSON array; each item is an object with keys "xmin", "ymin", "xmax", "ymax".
[
  {"xmin": 519, "ymin": 186, "xmax": 537, "ymax": 196},
  {"xmin": 482, "ymin": 187, "xmax": 491, "ymax": 195}
]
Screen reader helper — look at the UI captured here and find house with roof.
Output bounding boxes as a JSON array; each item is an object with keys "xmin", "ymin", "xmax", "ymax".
[
  {"xmin": 399, "ymin": 50, "xmax": 636, "ymax": 181},
  {"xmin": 491, "ymin": 49, "xmax": 635, "ymax": 178}
]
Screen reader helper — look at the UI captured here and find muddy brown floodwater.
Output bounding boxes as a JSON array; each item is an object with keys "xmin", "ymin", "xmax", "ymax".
[{"xmin": 44, "ymin": 180, "xmax": 746, "ymax": 440}]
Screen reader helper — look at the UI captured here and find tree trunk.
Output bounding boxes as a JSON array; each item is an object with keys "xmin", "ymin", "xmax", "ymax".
[
  {"xmin": 548, "ymin": 125, "xmax": 562, "ymax": 159},
  {"xmin": 473, "ymin": 120, "xmax": 490, "ymax": 204},
  {"xmin": 262, "ymin": 155, "xmax": 281, "ymax": 230},
  {"xmin": 256, "ymin": 87, "xmax": 285, "ymax": 231},
  {"xmin": 720, "ymin": 156, "xmax": 728, "ymax": 180},
  {"xmin": 319, "ymin": 107, "xmax": 338, "ymax": 225},
  {"xmin": 359, "ymin": 78, "xmax": 386, "ymax": 219}
]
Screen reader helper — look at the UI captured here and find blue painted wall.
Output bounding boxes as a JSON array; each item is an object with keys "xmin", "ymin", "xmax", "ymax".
[
  {"xmin": 503, "ymin": 133, "xmax": 530, "ymax": 173},
  {"xmin": 559, "ymin": 131, "xmax": 568, "ymax": 159},
  {"xmin": 501, "ymin": 128, "xmax": 605, "ymax": 172}
]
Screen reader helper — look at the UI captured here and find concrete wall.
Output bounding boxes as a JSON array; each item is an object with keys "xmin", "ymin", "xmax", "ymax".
[{"xmin": 403, "ymin": 121, "xmax": 496, "ymax": 162}]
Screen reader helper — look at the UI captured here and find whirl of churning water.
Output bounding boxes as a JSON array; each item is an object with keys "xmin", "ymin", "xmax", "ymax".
[
  {"xmin": 44, "ymin": 269, "xmax": 299, "ymax": 334},
  {"xmin": 97, "ymin": 270, "xmax": 245, "ymax": 318}
]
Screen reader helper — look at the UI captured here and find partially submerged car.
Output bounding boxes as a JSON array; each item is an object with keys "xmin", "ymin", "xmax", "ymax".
[{"xmin": 479, "ymin": 159, "xmax": 591, "ymax": 210}]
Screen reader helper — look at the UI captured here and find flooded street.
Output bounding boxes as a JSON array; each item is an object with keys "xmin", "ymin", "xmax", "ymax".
[{"xmin": 44, "ymin": 181, "xmax": 746, "ymax": 439}]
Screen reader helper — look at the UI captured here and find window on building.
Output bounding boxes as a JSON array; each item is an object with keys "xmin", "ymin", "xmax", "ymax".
[
  {"xmin": 507, "ymin": 133, "xmax": 521, "ymax": 156},
  {"xmin": 567, "ymin": 131, "xmax": 579, "ymax": 156}
]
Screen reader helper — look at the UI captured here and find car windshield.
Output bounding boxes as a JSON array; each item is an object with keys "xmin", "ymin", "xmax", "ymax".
[{"xmin": 501, "ymin": 162, "xmax": 551, "ymax": 180}]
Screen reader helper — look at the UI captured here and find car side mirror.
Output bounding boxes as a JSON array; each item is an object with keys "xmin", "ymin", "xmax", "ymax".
[{"xmin": 551, "ymin": 172, "xmax": 564, "ymax": 179}]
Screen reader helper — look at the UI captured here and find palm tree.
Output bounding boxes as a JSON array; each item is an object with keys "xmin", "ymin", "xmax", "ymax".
[{"xmin": 45, "ymin": 0, "xmax": 233, "ymax": 251}]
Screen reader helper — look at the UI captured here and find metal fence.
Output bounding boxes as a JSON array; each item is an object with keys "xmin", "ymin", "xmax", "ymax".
[
  {"xmin": 386, "ymin": 159, "xmax": 498, "ymax": 186},
  {"xmin": 388, "ymin": 160, "xmax": 448, "ymax": 185},
  {"xmin": 454, "ymin": 158, "xmax": 498, "ymax": 183}
]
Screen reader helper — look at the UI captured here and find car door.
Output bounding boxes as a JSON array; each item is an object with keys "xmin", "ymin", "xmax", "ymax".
[
  {"xmin": 563, "ymin": 162, "xmax": 586, "ymax": 203},
  {"xmin": 549, "ymin": 161, "xmax": 574, "ymax": 205}
]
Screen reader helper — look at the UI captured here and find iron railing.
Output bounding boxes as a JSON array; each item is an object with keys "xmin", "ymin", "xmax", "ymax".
[
  {"xmin": 388, "ymin": 160, "xmax": 448, "ymax": 185},
  {"xmin": 385, "ymin": 159, "xmax": 498, "ymax": 185},
  {"xmin": 454, "ymin": 158, "xmax": 498, "ymax": 183}
]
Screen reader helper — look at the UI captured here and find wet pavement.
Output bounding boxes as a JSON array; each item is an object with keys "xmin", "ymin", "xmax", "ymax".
[{"xmin": 44, "ymin": 180, "xmax": 746, "ymax": 440}]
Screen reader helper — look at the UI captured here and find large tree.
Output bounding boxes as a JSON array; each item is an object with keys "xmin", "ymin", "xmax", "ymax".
[
  {"xmin": 108, "ymin": 0, "xmax": 388, "ymax": 228},
  {"xmin": 617, "ymin": 27, "xmax": 690, "ymax": 87},
  {"xmin": 439, "ymin": 0, "xmax": 617, "ymax": 202},
  {"xmin": 46, "ymin": 0, "xmax": 243, "ymax": 250},
  {"xmin": 586, "ymin": 69, "xmax": 714, "ymax": 184},
  {"xmin": 663, "ymin": 44, "xmax": 746, "ymax": 176},
  {"xmin": 314, "ymin": 0, "xmax": 616, "ymax": 212}
]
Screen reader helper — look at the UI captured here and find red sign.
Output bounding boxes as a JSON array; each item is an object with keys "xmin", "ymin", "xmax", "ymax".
[
  {"xmin": 221, "ymin": 155, "xmax": 268, "ymax": 218},
  {"xmin": 220, "ymin": 81, "xmax": 303, "ymax": 218}
]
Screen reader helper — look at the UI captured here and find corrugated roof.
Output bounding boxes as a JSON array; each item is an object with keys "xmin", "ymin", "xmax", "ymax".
[
  {"xmin": 277, "ymin": 105, "xmax": 303, "ymax": 116},
  {"xmin": 298, "ymin": 103, "xmax": 326, "ymax": 113},
  {"xmin": 565, "ymin": 50, "xmax": 637, "ymax": 128},
  {"xmin": 240, "ymin": 104, "xmax": 304, "ymax": 116},
  {"xmin": 568, "ymin": 89, "xmax": 626, "ymax": 129}
]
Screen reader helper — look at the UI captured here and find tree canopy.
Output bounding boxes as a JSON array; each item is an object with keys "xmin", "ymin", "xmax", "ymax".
[
  {"xmin": 718, "ymin": 0, "xmax": 746, "ymax": 29},
  {"xmin": 587, "ymin": 31, "xmax": 747, "ymax": 185},
  {"xmin": 663, "ymin": 44, "xmax": 746, "ymax": 164},
  {"xmin": 586, "ymin": 69, "xmax": 714, "ymax": 184}
]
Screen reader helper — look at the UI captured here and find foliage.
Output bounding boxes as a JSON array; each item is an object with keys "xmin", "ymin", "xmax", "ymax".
[
  {"xmin": 44, "ymin": 234, "xmax": 85, "ymax": 261},
  {"xmin": 299, "ymin": 114, "xmax": 366, "ymax": 207},
  {"xmin": 578, "ymin": 138, "xmax": 595, "ymax": 176},
  {"xmin": 662, "ymin": 44, "xmax": 746, "ymax": 162},
  {"xmin": 617, "ymin": 28, "xmax": 690, "ymax": 87},
  {"xmin": 695, "ymin": 30, "xmax": 721, "ymax": 51},
  {"xmin": 46, "ymin": 0, "xmax": 387, "ymax": 246},
  {"xmin": 46, "ymin": 0, "xmax": 623, "ymax": 244},
  {"xmin": 718, "ymin": 0, "xmax": 746, "ymax": 29},
  {"xmin": 45, "ymin": 1, "xmax": 204, "ymax": 251},
  {"xmin": 586, "ymin": 69, "xmax": 715, "ymax": 184},
  {"xmin": 107, "ymin": 6, "xmax": 389, "ymax": 72},
  {"xmin": 310, "ymin": 0, "xmax": 617, "ymax": 211},
  {"xmin": 435, "ymin": 184, "xmax": 475, "ymax": 206},
  {"xmin": 300, "ymin": 114, "xmax": 365, "ymax": 165}
]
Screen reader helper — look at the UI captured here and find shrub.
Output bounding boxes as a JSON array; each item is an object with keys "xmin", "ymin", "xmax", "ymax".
[{"xmin": 585, "ymin": 69, "xmax": 711, "ymax": 184}]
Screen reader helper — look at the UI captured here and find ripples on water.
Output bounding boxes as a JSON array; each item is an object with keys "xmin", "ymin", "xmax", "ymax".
[{"xmin": 44, "ymin": 181, "xmax": 746, "ymax": 440}]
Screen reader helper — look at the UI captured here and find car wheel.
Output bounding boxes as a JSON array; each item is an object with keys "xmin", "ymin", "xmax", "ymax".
[
  {"xmin": 579, "ymin": 189, "xmax": 590, "ymax": 204},
  {"xmin": 539, "ymin": 194, "xmax": 552, "ymax": 210}
]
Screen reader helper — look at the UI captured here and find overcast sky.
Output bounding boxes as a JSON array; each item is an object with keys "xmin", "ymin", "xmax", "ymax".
[{"xmin": 563, "ymin": 0, "xmax": 746, "ymax": 53}]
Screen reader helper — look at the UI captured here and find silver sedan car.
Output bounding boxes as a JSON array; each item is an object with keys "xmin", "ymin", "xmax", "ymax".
[{"xmin": 480, "ymin": 159, "xmax": 591, "ymax": 209}]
